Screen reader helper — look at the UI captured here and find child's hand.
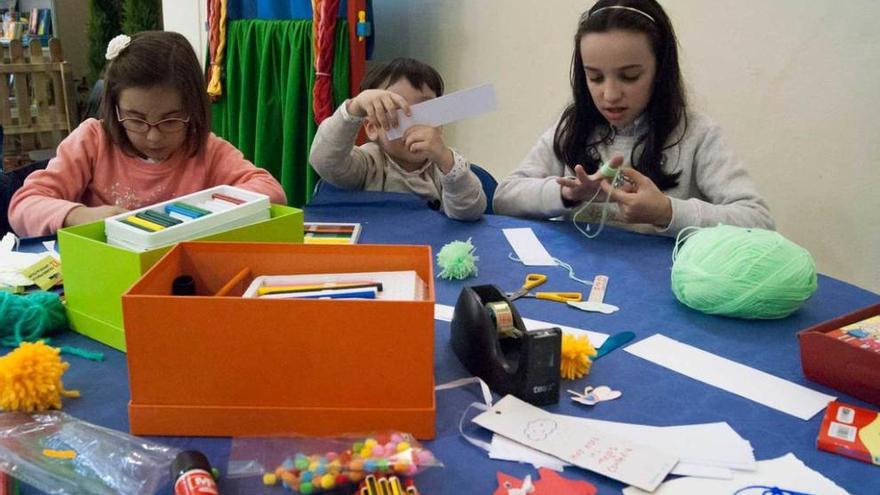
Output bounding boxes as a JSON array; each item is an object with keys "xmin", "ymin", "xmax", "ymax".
[
  {"xmin": 347, "ymin": 89, "xmax": 411, "ymax": 131},
  {"xmin": 63, "ymin": 205, "xmax": 128, "ymax": 227},
  {"xmin": 600, "ymin": 168, "xmax": 673, "ymax": 227},
  {"xmin": 403, "ymin": 125, "xmax": 454, "ymax": 172},
  {"xmin": 557, "ymin": 155, "xmax": 626, "ymax": 204}
]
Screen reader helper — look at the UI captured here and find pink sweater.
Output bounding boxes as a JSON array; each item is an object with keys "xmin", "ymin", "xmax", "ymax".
[{"xmin": 9, "ymin": 119, "xmax": 287, "ymax": 237}]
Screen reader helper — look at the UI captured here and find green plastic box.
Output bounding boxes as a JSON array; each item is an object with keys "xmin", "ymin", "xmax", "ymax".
[{"xmin": 58, "ymin": 204, "xmax": 303, "ymax": 351}]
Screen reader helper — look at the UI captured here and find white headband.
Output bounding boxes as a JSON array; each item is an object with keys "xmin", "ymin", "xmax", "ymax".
[{"xmin": 590, "ymin": 5, "xmax": 656, "ymax": 24}]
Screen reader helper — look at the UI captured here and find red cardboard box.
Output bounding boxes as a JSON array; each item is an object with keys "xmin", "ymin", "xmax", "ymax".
[
  {"xmin": 798, "ymin": 303, "xmax": 880, "ymax": 406},
  {"xmin": 817, "ymin": 401, "xmax": 880, "ymax": 465}
]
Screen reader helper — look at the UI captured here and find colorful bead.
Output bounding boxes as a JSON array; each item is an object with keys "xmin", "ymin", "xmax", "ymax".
[
  {"xmin": 320, "ymin": 473, "xmax": 335, "ymax": 489},
  {"xmin": 262, "ymin": 473, "xmax": 278, "ymax": 485}
]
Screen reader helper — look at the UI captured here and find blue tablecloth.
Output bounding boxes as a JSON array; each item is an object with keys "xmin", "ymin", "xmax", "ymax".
[{"xmin": 13, "ymin": 188, "xmax": 880, "ymax": 494}]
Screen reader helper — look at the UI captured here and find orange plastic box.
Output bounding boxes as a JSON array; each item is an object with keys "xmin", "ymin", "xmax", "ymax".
[
  {"xmin": 122, "ymin": 241, "xmax": 436, "ymax": 438},
  {"xmin": 798, "ymin": 302, "xmax": 880, "ymax": 407}
]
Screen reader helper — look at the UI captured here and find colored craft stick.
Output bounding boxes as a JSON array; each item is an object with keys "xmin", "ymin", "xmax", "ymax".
[
  {"xmin": 212, "ymin": 192, "xmax": 246, "ymax": 205},
  {"xmin": 306, "ymin": 232, "xmax": 353, "ymax": 238},
  {"xmin": 285, "ymin": 289, "xmax": 377, "ymax": 300},
  {"xmin": 165, "ymin": 204, "xmax": 201, "ymax": 218},
  {"xmin": 136, "ymin": 211, "xmax": 175, "ymax": 228},
  {"xmin": 125, "ymin": 215, "xmax": 165, "ymax": 231},
  {"xmin": 167, "ymin": 210, "xmax": 191, "ymax": 222},
  {"xmin": 142, "ymin": 209, "xmax": 182, "ymax": 225},
  {"xmin": 215, "ymin": 267, "xmax": 252, "ymax": 297},
  {"xmin": 305, "ymin": 225, "xmax": 355, "ymax": 234},
  {"xmin": 303, "ymin": 237, "xmax": 354, "ymax": 245},
  {"xmin": 42, "ymin": 448, "xmax": 77, "ymax": 459},
  {"xmin": 257, "ymin": 282, "xmax": 383, "ymax": 296},
  {"xmin": 172, "ymin": 201, "xmax": 212, "ymax": 216},
  {"xmin": 119, "ymin": 218, "xmax": 154, "ymax": 232},
  {"xmin": 261, "ymin": 279, "xmax": 377, "ymax": 288}
]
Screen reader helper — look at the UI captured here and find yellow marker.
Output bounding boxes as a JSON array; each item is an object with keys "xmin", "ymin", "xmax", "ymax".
[
  {"xmin": 125, "ymin": 215, "xmax": 165, "ymax": 231},
  {"xmin": 377, "ymin": 477, "xmax": 390, "ymax": 495},
  {"xmin": 304, "ymin": 236, "xmax": 352, "ymax": 245},
  {"xmin": 388, "ymin": 476, "xmax": 404, "ymax": 495},
  {"xmin": 42, "ymin": 448, "xmax": 77, "ymax": 459}
]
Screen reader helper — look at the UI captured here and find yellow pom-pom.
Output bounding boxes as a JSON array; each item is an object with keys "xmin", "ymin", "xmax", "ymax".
[
  {"xmin": 0, "ymin": 341, "xmax": 79, "ymax": 412},
  {"xmin": 560, "ymin": 334, "xmax": 597, "ymax": 380}
]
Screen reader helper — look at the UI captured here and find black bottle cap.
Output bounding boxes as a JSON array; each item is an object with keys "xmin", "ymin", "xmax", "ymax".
[
  {"xmin": 172, "ymin": 449, "xmax": 212, "ymax": 479},
  {"xmin": 172, "ymin": 275, "xmax": 196, "ymax": 296}
]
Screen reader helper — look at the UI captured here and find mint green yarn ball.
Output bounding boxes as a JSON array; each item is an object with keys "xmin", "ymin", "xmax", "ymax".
[{"xmin": 671, "ymin": 225, "xmax": 817, "ymax": 319}]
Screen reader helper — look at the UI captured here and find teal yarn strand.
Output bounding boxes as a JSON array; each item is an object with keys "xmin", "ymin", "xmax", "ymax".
[
  {"xmin": 671, "ymin": 225, "xmax": 817, "ymax": 319},
  {"xmin": 0, "ymin": 291, "xmax": 104, "ymax": 361}
]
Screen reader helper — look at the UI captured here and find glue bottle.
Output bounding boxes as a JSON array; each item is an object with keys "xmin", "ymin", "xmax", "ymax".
[{"xmin": 172, "ymin": 450, "xmax": 220, "ymax": 495}]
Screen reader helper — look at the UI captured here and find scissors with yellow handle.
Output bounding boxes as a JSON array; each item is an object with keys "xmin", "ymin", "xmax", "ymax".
[{"xmin": 505, "ymin": 273, "xmax": 582, "ymax": 303}]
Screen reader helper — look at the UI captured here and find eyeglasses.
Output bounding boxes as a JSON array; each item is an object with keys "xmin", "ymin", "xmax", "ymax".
[{"xmin": 116, "ymin": 106, "xmax": 190, "ymax": 133}]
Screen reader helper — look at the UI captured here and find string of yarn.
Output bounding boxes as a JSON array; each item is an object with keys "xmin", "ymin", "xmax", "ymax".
[
  {"xmin": 0, "ymin": 292, "xmax": 103, "ymax": 361},
  {"xmin": 671, "ymin": 225, "xmax": 817, "ymax": 319}
]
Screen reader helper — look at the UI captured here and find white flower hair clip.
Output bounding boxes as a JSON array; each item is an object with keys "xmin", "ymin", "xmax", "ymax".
[{"xmin": 105, "ymin": 34, "xmax": 132, "ymax": 61}]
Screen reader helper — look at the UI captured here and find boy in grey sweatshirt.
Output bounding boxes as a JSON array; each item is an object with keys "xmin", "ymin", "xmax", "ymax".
[{"xmin": 310, "ymin": 58, "xmax": 486, "ymax": 221}]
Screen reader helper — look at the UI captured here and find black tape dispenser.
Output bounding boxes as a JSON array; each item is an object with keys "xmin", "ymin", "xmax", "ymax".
[{"xmin": 450, "ymin": 285, "xmax": 561, "ymax": 406}]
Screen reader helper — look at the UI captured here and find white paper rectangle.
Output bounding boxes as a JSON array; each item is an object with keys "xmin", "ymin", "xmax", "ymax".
[
  {"xmin": 623, "ymin": 453, "xmax": 849, "ymax": 495},
  {"xmin": 502, "ymin": 228, "xmax": 556, "ymax": 266},
  {"xmin": 672, "ymin": 463, "xmax": 733, "ymax": 479},
  {"xmin": 434, "ymin": 304, "xmax": 608, "ymax": 346},
  {"xmin": 474, "ymin": 395, "xmax": 677, "ymax": 492},
  {"xmin": 570, "ymin": 418, "xmax": 756, "ymax": 471},
  {"xmin": 386, "ymin": 84, "xmax": 497, "ymax": 140},
  {"xmin": 489, "ymin": 434, "xmax": 568, "ymax": 472},
  {"xmin": 625, "ymin": 334, "xmax": 836, "ymax": 420}
]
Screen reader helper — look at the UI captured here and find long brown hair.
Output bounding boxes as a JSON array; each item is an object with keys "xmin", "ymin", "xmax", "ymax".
[
  {"xmin": 553, "ymin": 0, "xmax": 687, "ymax": 190},
  {"xmin": 99, "ymin": 31, "xmax": 210, "ymax": 158}
]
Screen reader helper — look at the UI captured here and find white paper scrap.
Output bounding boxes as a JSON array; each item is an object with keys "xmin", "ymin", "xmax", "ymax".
[
  {"xmin": 386, "ymin": 84, "xmax": 497, "ymax": 140},
  {"xmin": 502, "ymin": 228, "xmax": 556, "ymax": 266},
  {"xmin": 434, "ymin": 304, "xmax": 608, "ymax": 346},
  {"xmin": 474, "ymin": 395, "xmax": 678, "ymax": 492},
  {"xmin": 625, "ymin": 334, "xmax": 836, "ymax": 420},
  {"xmin": 623, "ymin": 453, "xmax": 849, "ymax": 495},
  {"xmin": 489, "ymin": 434, "xmax": 568, "ymax": 472}
]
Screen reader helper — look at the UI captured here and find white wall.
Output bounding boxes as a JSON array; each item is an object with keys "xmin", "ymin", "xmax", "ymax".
[
  {"xmin": 371, "ymin": 0, "xmax": 880, "ymax": 294},
  {"xmin": 161, "ymin": 0, "xmax": 207, "ymax": 68}
]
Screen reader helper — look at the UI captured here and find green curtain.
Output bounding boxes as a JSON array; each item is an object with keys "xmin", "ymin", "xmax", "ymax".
[{"xmin": 211, "ymin": 20, "xmax": 351, "ymax": 206}]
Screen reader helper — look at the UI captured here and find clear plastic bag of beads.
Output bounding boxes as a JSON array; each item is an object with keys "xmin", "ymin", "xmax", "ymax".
[{"xmin": 226, "ymin": 431, "xmax": 442, "ymax": 493}]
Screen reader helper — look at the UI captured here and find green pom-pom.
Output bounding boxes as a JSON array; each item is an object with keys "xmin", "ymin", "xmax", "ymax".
[{"xmin": 436, "ymin": 238, "xmax": 478, "ymax": 280}]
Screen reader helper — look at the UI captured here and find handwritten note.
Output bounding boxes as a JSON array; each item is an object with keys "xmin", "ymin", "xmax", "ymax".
[{"xmin": 473, "ymin": 395, "xmax": 677, "ymax": 492}]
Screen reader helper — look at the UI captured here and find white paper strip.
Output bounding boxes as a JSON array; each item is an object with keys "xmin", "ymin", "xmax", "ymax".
[
  {"xmin": 623, "ymin": 453, "xmax": 849, "ymax": 495},
  {"xmin": 502, "ymin": 227, "xmax": 557, "ymax": 266},
  {"xmin": 625, "ymin": 334, "xmax": 836, "ymax": 420},
  {"xmin": 386, "ymin": 84, "xmax": 497, "ymax": 140}
]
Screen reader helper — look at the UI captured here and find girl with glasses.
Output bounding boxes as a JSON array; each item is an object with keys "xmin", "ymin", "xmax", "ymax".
[{"xmin": 8, "ymin": 31, "xmax": 286, "ymax": 237}]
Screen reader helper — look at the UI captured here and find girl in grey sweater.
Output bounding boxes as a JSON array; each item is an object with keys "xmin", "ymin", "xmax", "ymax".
[{"xmin": 493, "ymin": 0, "xmax": 774, "ymax": 237}]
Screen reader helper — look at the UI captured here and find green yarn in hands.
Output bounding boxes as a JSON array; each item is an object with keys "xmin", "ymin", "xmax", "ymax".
[
  {"xmin": 437, "ymin": 238, "xmax": 479, "ymax": 280},
  {"xmin": 671, "ymin": 225, "xmax": 817, "ymax": 319}
]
